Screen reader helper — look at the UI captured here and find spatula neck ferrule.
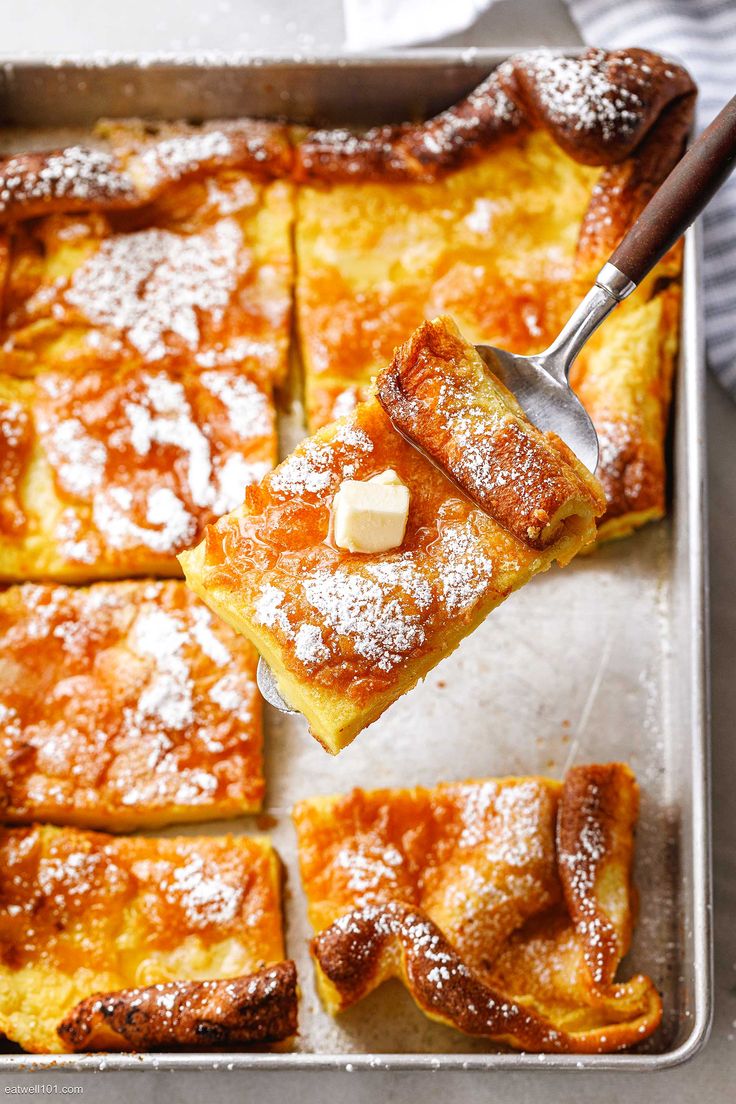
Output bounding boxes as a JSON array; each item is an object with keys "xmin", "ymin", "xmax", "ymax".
[{"xmin": 595, "ymin": 262, "xmax": 637, "ymax": 301}]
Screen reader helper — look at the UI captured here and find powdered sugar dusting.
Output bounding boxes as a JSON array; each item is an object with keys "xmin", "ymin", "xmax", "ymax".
[
  {"xmin": 165, "ymin": 853, "xmax": 243, "ymax": 928},
  {"xmin": 254, "ymin": 552, "xmax": 444, "ymax": 674},
  {"xmin": 464, "ymin": 197, "xmax": 497, "ymax": 235},
  {"xmin": 255, "ymin": 584, "xmax": 291, "ymax": 634},
  {"xmin": 270, "ymin": 453, "xmax": 334, "ymax": 495},
  {"xmin": 316, "ymin": 901, "xmax": 571, "ymax": 1048},
  {"xmin": 301, "ymin": 568, "xmax": 425, "ymax": 673},
  {"xmin": 136, "ymin": 129, "xmax": 234, "ymax": 186},
  {"xmin": 35, "ymin": 366, "xmax": 273, "ymax": 560},
  {"xmin": 0, "ymin": 827, "xmax": 276, "ymax": 1002},
  {"xmin": 330, "ymin": 387, "xmax": 359, "ymax": 421},
  {"xmin": 511, "ymin": 49, "xmax": 645, "ymax": 143},
  {"xmin": 190, "ymin": 604, "xmax": 231, "ymax": 667},
  {"xmin": 0, "ymin": 401, "xmax": 29, "ymax": 450},
  {"xmin": 211, "ymin": 453, "xmax": 270, "ymax": 514},
  {"xmin": 194, "ymin": 335, "xmax": 279, "ymax": 372},
  {"xmin": 93, "ymin": 484, "xmax": 197, "ymax": 554},
  {"xmin": 125, "ymin": 374, "xmax": 213, "ymax": 507},
  {"xmin": 0, "ymin": 146, "xmax": 134, "ymax": 213},
  {"xmin": 129, "ymin": 607, "xmax": 195, "ymax": 731},
  {"xmin": 65, "ymin": 219, "xmax": 245, "ymax": 360},
  {"xmin": 364, "ymin": 558, "xmax": 433, "ymax": 610},
  {"xmin": 201, "ymin": 370, "xmax": 272, "ymax": 439},
  {"xmin": 269, "ymin": 423, "xmax": 373, "ymax": 497},
  {"xmin": 458, "ymin": 780, "xmax": 549, "ymax": 863},
  {"xmin": 432, "ymin": 522, "xmax": 496, "ymax": 614},
  {"xmin": 0, "ymin": 582, "xmax": 263, "ymax": 822},
  {"xmin": 434, "ymin": 382, "xmax": 564, "ymax": 528},
  {"xmin": 594, "ymin": 415, "xmax": 647, "ymax": 509},
  {"xmin": 0, "ymin": 701, "xmax": 21, "ymax": 741},
  {"xmin": 0, "ymin": 400, "xmax": 31, "ymax": 531},
  {"xmin": 39, "ymin": 415, "xmax": 107, "ymax": 497},
  {"xmin": 334, "ymin": 842, "xmax": 406, "ymax": 902},
  {"xmin": 294, "ymin": 623, "xmax": 330, "ymax": 667},
  {"xmin": 559, "ymin": 781, "xmax": 613, "ymax": 984},
  {"xmin": 208, "ymin": 672, "xmax": 254, "ymax": 725},
  {"xmin": 305, "ymin": 779, "xmax": 556, "ymax": 926},
  {"xmin": 131, "ymin": 121, "xmax": 278, "ymax": 187},
  {"xmin": 54, "ymin": 510, "xmax": 95, "ymax": 564}
]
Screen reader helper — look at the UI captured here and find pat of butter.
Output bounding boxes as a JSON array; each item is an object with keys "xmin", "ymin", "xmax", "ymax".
[{"xmin": 333, "ymin": 470, "xmax": 410, "ymax": 553}]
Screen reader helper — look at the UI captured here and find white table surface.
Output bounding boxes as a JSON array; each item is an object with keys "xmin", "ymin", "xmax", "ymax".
[{"xmin": 0, "ymin": 1, "xmax": 733, "ymax": 1099}]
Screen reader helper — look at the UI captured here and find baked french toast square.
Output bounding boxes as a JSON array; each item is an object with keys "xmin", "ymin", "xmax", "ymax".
[
  {"xmin": 0, "ymin": 824, "xmax": 289, "ymax": 1053},
  {"xmin": 0, "ymin": 580, "xmax": 264, "ymax": 829},
  {"xmin": 294, "ymin": 763, "xmax": 661, "ymax": 1053},
  {"xmin": 180, "ymin": 317, "xmax": 604, "ymax": 754}
]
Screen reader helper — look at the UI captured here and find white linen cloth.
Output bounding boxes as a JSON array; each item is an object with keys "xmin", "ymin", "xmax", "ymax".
[{"xmin": 343, "ymin": 0, "xmax": 496, "ymax": 51}]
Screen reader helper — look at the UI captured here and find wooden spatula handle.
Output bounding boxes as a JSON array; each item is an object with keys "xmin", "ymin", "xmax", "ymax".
[{"xmin": 609, "ymin": 94, "xmax": 736, "ymax": 287}]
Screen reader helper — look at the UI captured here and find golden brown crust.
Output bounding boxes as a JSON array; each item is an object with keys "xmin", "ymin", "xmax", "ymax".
[
  {"xmin": 295, "ymin": 48, "xmax": 695, "ymax": 187},
  {"xmin": 558, "ymin": 763, "xmax": 639, "ymax": 987},
  {"xmin": 0, "ymin": 364, "xmax": 278, "ymax": 581},
  {"xmin": 0, "ymin": 146, "xmax": 292, "ymax": 580},
  {"xmin": 594, "ymin": 415, "xmax": 666, "ymax": 525},
  {"xmin": 56, "ymin": 961, "xmax": 298, "ymax": 1052},
  {"xmin": 295, "ymin": 70, "xmax": 524, "ymax": 184},
  {"xmin": 0, "ymin": 56, "xmax": 690, "ymax": 552},
  {"xmin": 312, "ymin": 902, "xmax": 571, "ymax": 1051},
  {"xmin": 101, "ymin": 118, "xmax": 294, "ymax": 192},
  {"xmin": 0, "ymin": 147, "xmax": 137, "ymax": 223},
  {"xmin": 0, "ymin": 581, "xmax": 264, "ymax": 830},
  {"xmin": 0, "ymin": 393, "xmax": 32, "ymax": 536},
  {"xmin": 297, "ymin": 764, "xmax": 663, "ymax": 1054},
  {"xmin": 4, "ymin": 50, "xmax": 691, "ymax": 228},
  {"xmin": 0, "ymin": 824, "xmax": 285, "ymax": 1053},
  {"xmin": 0, "ymin": 119, "xmax": 293, "ymax": 224},
  {"xmin": 312, "ymin": 901, "xmax": 660, "ymax": 1053},
  {"xmin": 181, "ymin": 372, "xmax": 600, "ymax": 753},
  {"xmin": 571, "ymin": 275, "xmax": 681, "ymax": 536},
  {"xmin": 292, "ymin": 50, "xmax": 692, "ymax": 544},
  {"xmin": 497, "ymin": 48, "xmax": 694, "ymax": 168},
  {"xmin": 376, "ymin": 316, "xmax": 605, "ymax": 548},
  {"xmin": 577, "ymin": 96, "xmax": 696, "ymax": 266}
]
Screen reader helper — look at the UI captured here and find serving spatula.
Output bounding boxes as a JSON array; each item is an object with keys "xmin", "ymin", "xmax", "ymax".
[{"xmin": 259, "ymin": 93, "xmax": 736, "ymax": 714}]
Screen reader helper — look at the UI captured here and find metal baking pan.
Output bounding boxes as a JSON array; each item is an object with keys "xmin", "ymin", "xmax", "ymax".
[{"xmin": 0, "ymin": 50, "xmax": 711, "ymax": 1072}]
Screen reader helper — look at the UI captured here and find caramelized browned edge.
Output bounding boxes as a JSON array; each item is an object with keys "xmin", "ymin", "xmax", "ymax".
[
  {"xmin": 0, "ymin": 118, "xmax": 294, "ymax": 223},
  {"xmin": 56, "ymin": 961, "xmax": 298, "ymax": 1052},
  {"xmin": 376, "ymin": 317, "xmax": 605, "ymax": 549},
  {"xmin": 557, "ymin": 762, "xmax": 639, "ymax": 987},
  {"xmin": 0, "ymin": 49, "xmax": 695, "ymax": 234},
  {"xmin": 309, "ymin": 764, "xmax": 662, "ymax": 1053},
  {"xmin": 296, "ymin": 48, "xmax": 695, "ymax": 187}
]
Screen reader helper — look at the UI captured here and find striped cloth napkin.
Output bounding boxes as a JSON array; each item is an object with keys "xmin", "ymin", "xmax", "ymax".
[{"xmin": 567, "ymin": 0, "xmax": 736, "ymax": 392}]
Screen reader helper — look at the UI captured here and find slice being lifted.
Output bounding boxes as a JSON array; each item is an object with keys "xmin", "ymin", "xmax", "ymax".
[{"xmin": 180, "ymin": 317, "xmax": 604, "ymax": 754}]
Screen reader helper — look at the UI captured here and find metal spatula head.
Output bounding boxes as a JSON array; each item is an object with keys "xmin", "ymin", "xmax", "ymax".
[
  {"xmin": 257, "ymin": 656, "xmax": 298, "ymax": 714},
  {"xmin": 475, "ymin": 344, "xmax": 599, "ymax": 473}
]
